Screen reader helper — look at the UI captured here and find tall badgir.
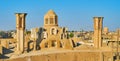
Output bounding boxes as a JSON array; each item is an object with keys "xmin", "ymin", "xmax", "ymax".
[
  {"xmin": 40, "ymin": 10, "xmax": 74, "ymax": 49},
  {"xmin": 15, "ymin": 13, "xmax": 27, "ymax": 54}
]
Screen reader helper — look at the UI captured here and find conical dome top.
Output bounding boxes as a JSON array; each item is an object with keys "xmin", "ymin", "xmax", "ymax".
[
  {"xmin": 44, "ymin": 10, "xmax": 58, "ymax": 27},
  {"xmin": 45, "ymin": 10, "xmax": 57, "ymax": 16}
]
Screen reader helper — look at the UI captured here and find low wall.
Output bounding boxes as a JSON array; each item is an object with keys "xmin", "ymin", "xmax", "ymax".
[{"xmin": 6, "ymin": 51, "xmax": 102, "ymax": 61}]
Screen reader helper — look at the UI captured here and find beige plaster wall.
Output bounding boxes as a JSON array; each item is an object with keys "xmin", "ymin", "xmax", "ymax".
[{"xmin": 5, "ymin": 52, "xmax": 106, "ymax": 61}]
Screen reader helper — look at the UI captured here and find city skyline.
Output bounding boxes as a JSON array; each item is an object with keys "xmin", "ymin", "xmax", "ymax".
[{"xmin": 0, "ymin": 0, "xmax": 120, "ymax": 31}]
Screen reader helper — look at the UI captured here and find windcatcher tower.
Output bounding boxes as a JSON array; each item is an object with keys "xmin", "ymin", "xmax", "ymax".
[
  {"xmin": 44, "ymin": 10, "xmax": 58, "ymax": 27},
  {"xmin": 93, "ymin": 17, "xmax": 103, "ymax": 48},
  {"xmin": 15, "ymin": 13, "xmax": 27, "ymax": 54}
]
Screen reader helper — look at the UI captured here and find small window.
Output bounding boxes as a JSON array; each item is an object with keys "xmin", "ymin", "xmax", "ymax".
[
  {"xmin": 19, "ymin": 17, "xmax": 22, "ymax": 27},
  {"xmin": 51, "ymin": 28, "xmax": 57, "ymax": 35},
  {"xmin": 45, "ymin": 18, "xmax": 48, "ymax": 24},
  {"xmin": 51, "ymin": 28, "xmax": 55, "ymax": 35},
  {"xmin": 61, "ymin": 34, "xmax": 63, "ymax": 39},
  {"xmin": 50, "ymin": 18, "xmax": 53, "ymax": 24},
  {"xmin": 51, "ymin": 41, "xmax": 56, "ymax": 47},
  {"xmin": 55, "ymin": 17, "xmax": 57, "ymax": 24}
]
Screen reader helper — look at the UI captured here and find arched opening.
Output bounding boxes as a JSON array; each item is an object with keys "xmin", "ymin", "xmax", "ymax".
[
  {"xmin": 51, "ymin": 28, "xmax": 55, "ymax": 35},
  {"xmin": 45, "ymin": 43, "xmax": 48, "ymax": 48},
  {"xmin": 63, "ymin": 28, "xmax": 65, "ymax": 33},
  {"xmin": 51, "ymin": 28, "xmax": 56, "ymax": 35},
  {"xmin": 51, "ymin": 40, "xmax": 56, "ymax": 47},
  {"xmin": 45, "ymin": 18, "xmax": 48, "ymax": 24},
  {"xmin": 50, "ymin": 18, "xmax": 54, "ymax": 24},
  {"xmin": 61, "ymin": 34, "xmax": 63, "ymax": 39},
  {"xmin": 19, "ymin": 17, "xmax": 22, "ymax": 28},
  {"xmin": 55, "ymin": 16, "xmax": 57, "ymax": 24}
]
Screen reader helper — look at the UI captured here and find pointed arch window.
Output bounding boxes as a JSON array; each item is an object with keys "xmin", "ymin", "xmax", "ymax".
[
  {"xmin": 45, "ymin": 18, "xmax": 48, "ymax": 24},
  {"xmin": 50, "ymin": 18, "xmax": 54, "ymax": 24},
  {"xmin": 19, "ymin": 17, "xmax": 22, "ymax": 28},
  {"xmin": 50, "ymin": 28, "xmax": 57, "ymax": 35},
  {"xmin": 55, "ymin": 16, "xmax": 57, "ymax": 24}
]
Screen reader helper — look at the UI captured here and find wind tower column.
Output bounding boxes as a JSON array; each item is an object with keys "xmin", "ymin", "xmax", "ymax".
[
  {"xmin": 93, "ymin": 17, "xmax": 103, "ymax": 48},
  {"xmin": 15, "ymin": 13, "xmax": 27, "ymax": 54}
]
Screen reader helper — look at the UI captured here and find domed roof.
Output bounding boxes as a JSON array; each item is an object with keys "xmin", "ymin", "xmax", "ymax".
[{"xmin": 44, "ymin": 10, "xmax": 57, "ymax": 16}]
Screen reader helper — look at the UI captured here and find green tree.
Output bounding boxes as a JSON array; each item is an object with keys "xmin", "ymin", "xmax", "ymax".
[{"xmin": 69, "ymin": 32, "xmax": 74, "ymax": 38}]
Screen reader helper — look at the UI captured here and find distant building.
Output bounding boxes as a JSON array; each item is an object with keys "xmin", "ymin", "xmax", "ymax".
[{"xmin": 103, "ymin": 27, "xmax": 109, "ymax": 35}]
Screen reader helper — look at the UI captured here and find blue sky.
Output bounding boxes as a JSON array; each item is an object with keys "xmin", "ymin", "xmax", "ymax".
[{"xmin": 0, "ymin": 0, "xmax": 120, "ymax": 31}]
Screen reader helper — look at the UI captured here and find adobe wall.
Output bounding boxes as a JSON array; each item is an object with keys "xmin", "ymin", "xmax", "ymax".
[{"xmin": 5, "ymin": 51, "xmax": 107, "ymax": 61}]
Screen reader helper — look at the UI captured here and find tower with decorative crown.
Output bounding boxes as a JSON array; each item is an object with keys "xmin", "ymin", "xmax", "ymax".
[
  {"xmin": 15, "ymin": 13, "xmax": 27, "ymax": 54},
  {"xmin": 93, "ymin": 17, "xmax": 103, "ymax": 48}
]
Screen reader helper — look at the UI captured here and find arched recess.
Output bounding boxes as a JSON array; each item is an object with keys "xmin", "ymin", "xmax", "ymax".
[
  {"xmin": 50, "ymin": 27, "xmax": 57, "ymax": 35},
  {"xmin": 46, "ymin": 37, "xmax": 61, "ymax": 48}
]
